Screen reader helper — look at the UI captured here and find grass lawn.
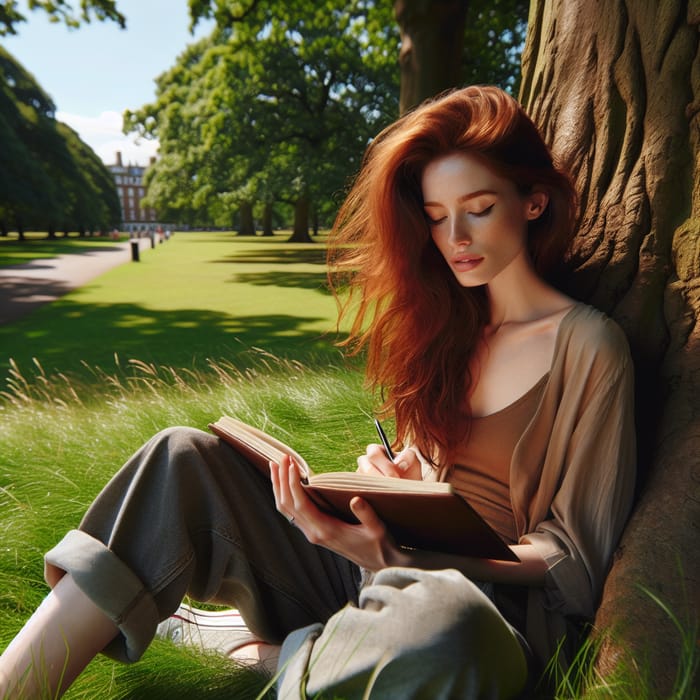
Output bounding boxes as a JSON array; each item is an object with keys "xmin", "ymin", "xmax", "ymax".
[{"xmin": 1, "ymin": 231, "xmax": 349, "ymax": 385}]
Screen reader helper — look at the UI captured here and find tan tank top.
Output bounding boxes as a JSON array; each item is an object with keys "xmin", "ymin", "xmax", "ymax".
[{"xmin": 448, "ymin": 373, "xmax": 549, "ymax": 544}]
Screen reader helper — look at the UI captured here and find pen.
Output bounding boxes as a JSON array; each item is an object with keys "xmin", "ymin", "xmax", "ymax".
[{"xmin": 374, "ymin": 418, "xmax": 396, "ymax": 461}]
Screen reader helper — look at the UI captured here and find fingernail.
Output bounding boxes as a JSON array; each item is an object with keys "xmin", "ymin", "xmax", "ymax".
[{"xmin": 398, "ymin": 461, "xmax": 409, "ymax": 471}]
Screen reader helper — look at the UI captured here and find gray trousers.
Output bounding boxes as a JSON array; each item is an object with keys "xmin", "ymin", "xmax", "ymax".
[{"xmin": 44, "ymin": 427, "xmax": 528, "ymax": 699}]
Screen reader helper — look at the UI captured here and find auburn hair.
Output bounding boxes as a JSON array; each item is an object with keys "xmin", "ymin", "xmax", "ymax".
[{"xmin": 328, "ymin": 86, "xmax": 578, "ymax": 466}]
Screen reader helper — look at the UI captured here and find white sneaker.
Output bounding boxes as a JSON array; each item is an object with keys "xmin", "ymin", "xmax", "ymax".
[{"xmin": 156, "ymin": 603, "xmax": 258, "ymax": 656}]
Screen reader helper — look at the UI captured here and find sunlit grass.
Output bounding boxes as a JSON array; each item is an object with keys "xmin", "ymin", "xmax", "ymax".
[{"xmin": 0, "ymin": 231, "xmax": 345, "ymax": 379}]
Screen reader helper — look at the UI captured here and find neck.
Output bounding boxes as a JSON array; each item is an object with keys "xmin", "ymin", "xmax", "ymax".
[{"xmin": 485, "ymin": 254, "xmax": 567, "ymax": 329}]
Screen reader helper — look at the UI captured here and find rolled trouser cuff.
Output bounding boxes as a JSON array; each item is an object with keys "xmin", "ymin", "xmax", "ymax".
[{"xmin": 44, "ymin": 529, "xmax": 160, "ymax": 662}]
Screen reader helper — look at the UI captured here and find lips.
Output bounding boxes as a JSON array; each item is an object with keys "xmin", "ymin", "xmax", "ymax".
[{"xmin": 452, "ymin": 253, "xmax": 484, "ymax": 271}]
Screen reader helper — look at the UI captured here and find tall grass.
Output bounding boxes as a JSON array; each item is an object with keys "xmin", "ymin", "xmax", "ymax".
[
  {"xmin": 538, "ymin": 586, "xmax": 698, "ymax": 700},
  {"xmin": 0, "ymin": 355, "xmax": 379, "ymax": 699}
]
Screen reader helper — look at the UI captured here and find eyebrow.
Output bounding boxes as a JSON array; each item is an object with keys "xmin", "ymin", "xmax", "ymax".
[{"xmin": 423, "ymin": 189, "xmax": 497, "ymax": 207}]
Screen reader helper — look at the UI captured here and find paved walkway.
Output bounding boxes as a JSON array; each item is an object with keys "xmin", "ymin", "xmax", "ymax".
[{"xmin": 0, "ymin": 238, "xmax": 152, "ymax": 325}]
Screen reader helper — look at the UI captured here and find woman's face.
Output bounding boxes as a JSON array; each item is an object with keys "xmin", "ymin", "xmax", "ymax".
[{"xmin": 421, "ymin": 152, "xmax": 546, "ymax": 288}]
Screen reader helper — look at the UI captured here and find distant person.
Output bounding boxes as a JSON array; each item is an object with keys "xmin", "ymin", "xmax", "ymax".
[{"xmin": 0, "ymin": 86, "xmax": 636, "ymax": 699}]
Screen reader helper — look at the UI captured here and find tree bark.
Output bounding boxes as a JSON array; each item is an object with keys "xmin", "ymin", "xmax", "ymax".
[
  {"xmin": 237, "ymin": 200, "xmax": 256, "ymax": 236},
  {"xmin": 261, "ymin": 201, "xmax": 274, "ymax": 237},
  {"xmin": 287, "ymin": 192, "xmax": 313, "ymax": 243},
  {"xmin": 394, "ymin": 0, "xmax": 469, "ymax": 114},
  {"xmin": 521, "ymin": 1, "xmax": 699, "ymax": 694}
]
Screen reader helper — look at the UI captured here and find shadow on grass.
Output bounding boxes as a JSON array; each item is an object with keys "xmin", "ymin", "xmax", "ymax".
[
  {"xmin": 210, "ymin": 246, "xmax": 329, "ymax": 266},
  {"xmin": 229, "ymin": 270, "xmax": 331, "ymax": 292},
  {"xmin": 209, "ymin": 244, "xmax": 332, "ymax": 291},
  {"xmin": 0, "ymin": 299, "xmax": 346, "ymax": 378},
  {"xmin": 0, "ymin": 238, "xmax": 125, "ymax": 268}
]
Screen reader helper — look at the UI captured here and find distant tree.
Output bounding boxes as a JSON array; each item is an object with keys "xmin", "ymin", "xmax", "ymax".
[
  {"xmin": 0, "ymin": 47, "xmax": 120, "ymax": 236},
  {"xmin": 58, "ymin": 122, "xmax": 122, "ymax": 233},
  {"xmin": 127, "ymin": 1, "xmax": 399, "ymax": 242},
  {"xmin": 0, "ymin": 46, "xmax": 59, "ymax": 237}
]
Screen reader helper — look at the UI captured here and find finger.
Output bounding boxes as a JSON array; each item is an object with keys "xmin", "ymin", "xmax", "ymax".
[
  {"xmin": 274, "ymin": 456, "xmax": 298, "ymax": 516},
  {"xmin": 269, "ymin": 460, "xmax": 282, "ymax": 509},
  {"xmin": 356, "ymin": 453, "xmax": 387, "ymax": 476},
  {"xmin": 362, "ymin": 444, "xmax": 402, "ymax": 478},
  {"xmin": 288, "ymin": 457, "xmax": 307, "ymax": 503},
  {"xmin": 393, "ymin": 448, "xmax": 422, "ymax": 480},
  {"xmin": 349, "ymin": 497, "xmax": 385, "ymax": 533},
  {"xmin": 270, "ymin": 460, "xmax": 296, "ymax": 525}
]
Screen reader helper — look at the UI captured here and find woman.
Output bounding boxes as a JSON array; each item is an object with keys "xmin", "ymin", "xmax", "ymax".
[{"xmin": 0, "ymin": 86, "xmax": 636, "ymax": 699}]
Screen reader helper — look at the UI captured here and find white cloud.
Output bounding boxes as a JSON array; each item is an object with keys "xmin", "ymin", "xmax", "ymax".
[{"xmin": 57, "ymin": 110, "xmax": 160, "ymax": 167}]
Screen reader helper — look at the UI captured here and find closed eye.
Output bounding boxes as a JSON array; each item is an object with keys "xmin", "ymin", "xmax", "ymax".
[
  {"xmin": 471, "ymin": 204, "xmax": 494, "ymax": 218},
  {"xmin": 424, "ymin": 212, "xmax": 446, "ymax": 225}
]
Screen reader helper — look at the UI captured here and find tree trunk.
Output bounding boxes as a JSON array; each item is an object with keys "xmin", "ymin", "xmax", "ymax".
[
  {"xmin": 287, "ymin": 193, "xmax": 313, "ymax": 243},
  {"xmin": 521, "ymin": 1, "xmax": 699, "ymax": 694},
  {"xmin": 261, "ymin": 201, "xmax": 274, "ymax": 236},
  {"xmin": 237, "ymin": 200, "xmax": 255, "ymax": 236},
  {"xmin": 394, "ymin": 0, "xmax": 469, "ymax": 114}
]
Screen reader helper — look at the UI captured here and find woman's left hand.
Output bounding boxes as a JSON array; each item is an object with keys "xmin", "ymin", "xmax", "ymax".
[{"xmin": 270, "ymin": 454, "xmax": 410, "ymax": 571}]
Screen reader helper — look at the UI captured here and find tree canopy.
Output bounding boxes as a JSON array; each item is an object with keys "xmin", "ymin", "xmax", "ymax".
[
  {"xmin": 126, "ymin": 0, "xmax": 527, "ymax": 239},
  {"xmin": 125, "ymin": 1, "xmax": 400, "ymax": 240},
  {"xmin": 0, "ymin": 0, "xmax": 125, "ymax": 36},
  {"xmin": 0, "ymin": 47, "xmax": 121, "ymax": 236}
]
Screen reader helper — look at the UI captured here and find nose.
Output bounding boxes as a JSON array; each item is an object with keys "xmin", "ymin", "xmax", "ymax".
[{"xmin": 448, "ymin": 216, "xmax": 472, "ymax": 247}]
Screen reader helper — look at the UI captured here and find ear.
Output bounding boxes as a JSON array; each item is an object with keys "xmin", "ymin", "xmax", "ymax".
[{"xmin": 525, "ymin": 190, "xmax": 549, "ymax": 220}]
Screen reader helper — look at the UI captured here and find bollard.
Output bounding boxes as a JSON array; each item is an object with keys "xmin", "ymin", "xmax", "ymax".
[{"xmin": 130, "ymin": 239, "xmax": 140, "ymax": 262}]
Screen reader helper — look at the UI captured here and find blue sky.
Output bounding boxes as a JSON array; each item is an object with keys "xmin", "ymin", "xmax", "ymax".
[{"xmin": 4, "ymin": 0, "xmax": 214, "ymax": 165}]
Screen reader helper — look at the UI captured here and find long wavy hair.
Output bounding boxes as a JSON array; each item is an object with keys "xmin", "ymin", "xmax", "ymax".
[{"xmin": 328, "ymin": 86, "xmax": 578, "ymax": 466}]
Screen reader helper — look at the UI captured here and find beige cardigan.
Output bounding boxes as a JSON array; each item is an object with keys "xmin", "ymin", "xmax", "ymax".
[{"xmin": 438, "ymin": 303, "xmax": 637, "ymax": 665}]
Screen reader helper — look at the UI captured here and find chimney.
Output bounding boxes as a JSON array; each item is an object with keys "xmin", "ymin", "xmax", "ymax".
[{"xmin": 116, "ymin": 151, "xmax": 123, "ymax": 167}]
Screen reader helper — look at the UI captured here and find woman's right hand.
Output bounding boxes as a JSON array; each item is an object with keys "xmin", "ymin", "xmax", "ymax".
[
  {"xmin": 356, "ymin": 444, "xmax": 423, "ymax": 480},
  {"xmin": 271, "ymin": 455, "xmax": 411, "ymax": 571}
]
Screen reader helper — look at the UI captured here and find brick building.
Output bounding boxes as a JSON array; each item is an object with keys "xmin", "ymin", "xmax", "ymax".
[{"xmin": 107, "ymin": 151, "xmax": 158, "ymax": 232}]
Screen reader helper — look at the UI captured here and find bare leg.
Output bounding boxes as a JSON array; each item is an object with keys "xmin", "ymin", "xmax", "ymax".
[
  {"xmin": 229, "ymin": 642, "xmax": 281, "ymax": 676},
  {"xmin": 0, "ymin": 574, "xmax": 118, "ymax": 699}
]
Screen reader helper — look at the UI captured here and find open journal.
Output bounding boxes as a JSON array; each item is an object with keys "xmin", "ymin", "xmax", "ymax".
[{"xmin": 209, "ymin": 415, "xmax": 518, "ymax": 561}]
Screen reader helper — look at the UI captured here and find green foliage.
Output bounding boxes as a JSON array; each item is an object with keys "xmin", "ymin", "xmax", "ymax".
[
  {"xmin": 462, "ymin": 0, "xmax": 529, "ymax": 95},
  {"xmin": 0, "ymin": 0, "xmax": 126, "ymax": 36},
  {"xmin": 0, "ymin": 47, "xmax": 121, "ymax": 235},
  {"xmin": 125, "ymin": 1, "xmax": 400, "ymax": 233}
]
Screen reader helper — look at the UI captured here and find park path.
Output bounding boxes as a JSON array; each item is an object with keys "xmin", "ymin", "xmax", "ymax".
[{"xmin": 0, "ymin": 238, "xmax": 152, "ymax": 325}]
